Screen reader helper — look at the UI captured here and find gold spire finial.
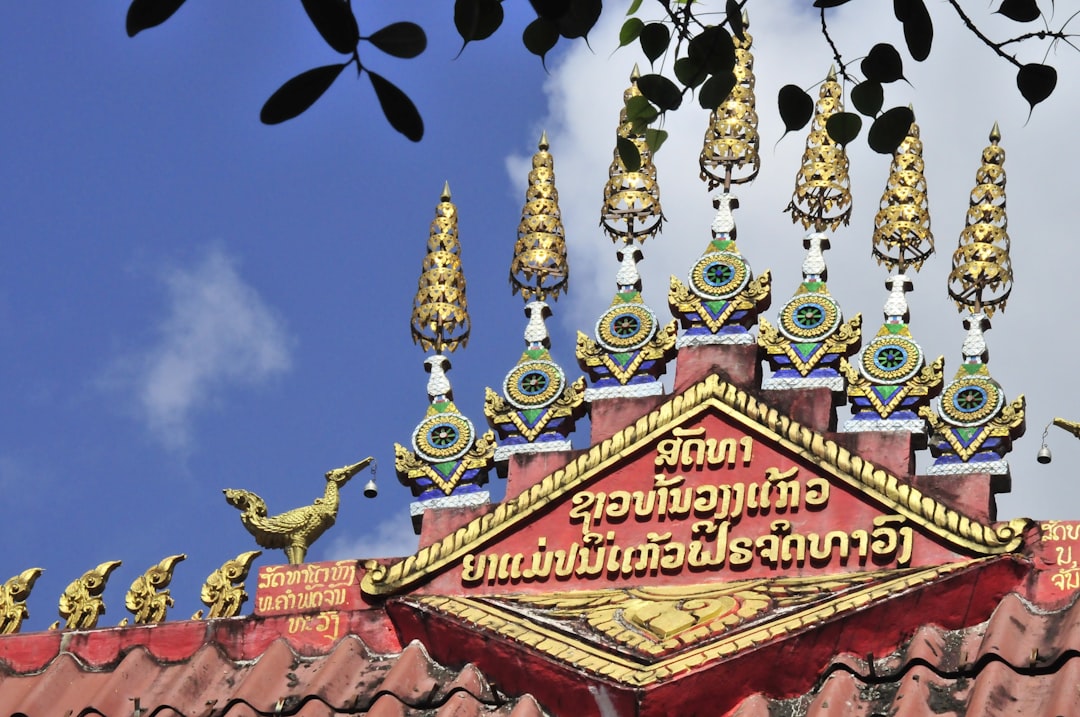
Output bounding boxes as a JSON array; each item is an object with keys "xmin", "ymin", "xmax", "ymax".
[
  {"xmin": 601, "ymin": 68, "xmax": 664, "ymax": 243},
  {"xmin": 441, "ymin": 181, "xmax": 451, "ymax": 202},
  {"xmin": 786, "ymin": 70, "xmax": 852, "ymax": 231},
  {"xmin": 630, "ymin": 64, "xmax": 641, "ymax": 80},
  {"xmin": 872, "ymin": 112, "xmax": 934, "ymax": 272},
  {"xmin": 699, "ymin": 16, "xmax": 760, "ymax": 189},
  {"xmin": 411, "ymin": 185, "xmax": 470, "ymax": 353},
  {"xmin": 948, "ymin": 125, "xmax": 1012, "ymax": 315},
  {"xmin": 539, "ymin": 130, "xmax": 549, "ymax": 150},
  {"xmin": 511, "ymin": 132, "xmax": 568, "ymax": 301}
]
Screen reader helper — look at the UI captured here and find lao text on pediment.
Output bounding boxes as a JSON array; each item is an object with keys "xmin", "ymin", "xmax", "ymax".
[{"xmin": 362, "ymin": 376, "xmax": 1028, "ymax": 597}]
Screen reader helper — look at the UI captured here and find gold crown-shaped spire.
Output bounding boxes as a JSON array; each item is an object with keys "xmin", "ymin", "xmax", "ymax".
[
  {"xmin": 601, "ymin": 66, "xmax": 664, "ymax": 244},
  {"xmin": 510, "ymin": 132, "xmax": 569, "ymax": 301},
  {"xmin": 700, "ymin": 13, "xmax": 759, "ymax": 189},
  {"xmin": 948, "ymin": 124, "xmax": 1012, "ymax": 316},
  {"xmin": 872, "ymin": 112, "xmax": 934, "ymax": 273},
  {"xmin": 411, "ymin": 183, "xmax": 471, "ymax": 353},
  {"xmin": 786, "ymin": 68, "xmax": 852, "ymax": 232}
]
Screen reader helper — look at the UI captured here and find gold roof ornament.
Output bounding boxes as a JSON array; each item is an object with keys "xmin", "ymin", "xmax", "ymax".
[
  {"xmin": 0, "ymin": 568, "xmax": 43, "ymax": 635},
  {"xmin": 510, "ymin": 132, "xmax": 569, "ymax": 302},
  {"xmin": 601, "ymin": 66, "xmax": 664, "ymax": 244},
  {"xmin": 54, "ymin": 560, "xmax": 122, "ymax": 631},
  {"xmin": 947, "ymin": 124, "xmax": 1012, "ymax": 316},
  {"xmin": 411, "ymin": 183, "xmax": 471, "ymax": 353},
  {"xmin": 193, "ymin": 550, "xmax": 261, "ymax": 619},
  {"xmin": 700, "ymin": 11, "xmax": 760, "ymax": 190},
  {"xmin": 125, "ymin": 554, "xmax": 185, "ymax": 625},
  {"xmin": 786, "ymin": 68, "xmax": 852, "ymax": 232},
  {"xmin": 872, "ymin": 113, "xmax": 934, "ymax": 273}
]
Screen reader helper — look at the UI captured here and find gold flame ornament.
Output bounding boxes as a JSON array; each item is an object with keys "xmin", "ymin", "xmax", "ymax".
[
  {"xmin": 602, "ymin": 66, "xmax": 664, "ymax": 244},
  {"xmin": 786, "ymin": 69, "xmax": 852, "ymax": 232},
  {"xmin": 510, "ymin": 132, "xmax": 569, "ymax": 301},
  {"xmin": 872, "ymin": 114, "xmax": 934, "ymax": 272},
  {"xmin": 125, "ymin": 554, "xmax": 185, "ymax": 625},
  {"xmin": 700, "ymin": 12, "xmax": 759, "ymax": 190},
  {"xmin": 411, "ymin": 183, "xmax": 470, "ymax": 353},
  {"xmin": 194, "ymin": 550, "xmax": 261, "ymax": 619},
  {"xmin": 55, "ymin": 560, "xmax": 122, "ymax": 630},
  {"xmin": 948, "ymin": 125, "xmax": 1012, "ymax": 316},
  {"xmin": 0, "ymin": 568, "xmax": 43, "ymax": 634}
]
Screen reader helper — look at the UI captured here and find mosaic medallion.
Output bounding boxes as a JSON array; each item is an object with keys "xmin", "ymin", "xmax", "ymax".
[
  {"xmin": 595, "ymin": 304, "xmax": 658, "ymax": 352},
  {"xmin": 503, "ymin": 360, "xmax": 566, "ymax": 410},
  {"xmin": 412, "ymin": 412, "xmax": 476, "ymax": 462},
  {"xmin": 688, "ymin": 252, "xmax": 750, "ymax": 300},
  {"xmin": 860, "ymin": 335, "xmax": 923, "ymax": 384},
  {"xmin": 938, "ymin": 376, "xmax": 1003, "ymax": 427},
  {"xmin": 777, "ymin": 293, "xmax": 841, "ymax": 342}
]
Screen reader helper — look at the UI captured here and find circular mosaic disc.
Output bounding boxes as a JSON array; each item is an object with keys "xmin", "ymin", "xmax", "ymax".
[
  {"xmin": 860, "ymin": 335, "xmax": 923, "ymax": 384},
  {"xmin": 503, "ymin": 360, "xmax": 565, "ymax": 410},
  {"xmin": 689, "ymin": 251, "xmax": 750, "ymax": 300},
  {"xmin": 777, "ymin": 293, "xmax": 841, "ymax": 342},
  {"xmin": 938, "ymin": 376, "xmax": 1003, "ymax": 427},
  {"xmin": 595, "ymin": 303, "xmax": 657, "ymax": 352},
  {"xmin": 412, "ymin": 412, "xmax": 476, "ymax": 462}
]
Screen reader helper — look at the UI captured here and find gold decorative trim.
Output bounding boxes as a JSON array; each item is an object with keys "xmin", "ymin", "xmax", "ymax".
[{"xmin": 363, "ymin": 375, "xmax": 1028, "ymax": 596}]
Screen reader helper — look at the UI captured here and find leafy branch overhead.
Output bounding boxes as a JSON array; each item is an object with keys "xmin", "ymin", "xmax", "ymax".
[{"xmin": 125, "ymin": 0, "xmax": 1075, "ymax": 150}]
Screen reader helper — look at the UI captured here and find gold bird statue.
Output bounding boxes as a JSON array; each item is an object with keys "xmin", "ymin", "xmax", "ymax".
[{"xmin": 224, "ymin": 457, "xmax": 373, "ymax": 564}]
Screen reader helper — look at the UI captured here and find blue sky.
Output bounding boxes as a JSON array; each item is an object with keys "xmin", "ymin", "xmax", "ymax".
[{"xmin": 3, "ymin": 2, "xmax": 1079, "ymax": 630}]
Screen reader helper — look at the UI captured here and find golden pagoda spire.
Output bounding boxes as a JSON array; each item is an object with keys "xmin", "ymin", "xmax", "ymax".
[
  {"xmin": 786, "ymin": 68, "xmax": 852, "ymax": 231},
  {"xmin": 948, "ymin": 124, "xmax": 1012, "ymax": 316},
  {"xmin": 700, "ymin": 11, "xmax": 759, "ymax": 190},
  {"xmin": 510, "ymin": 132, "xmax": 569, "ymax": 302},
  {"xmin": 411, "ymin": 183, "xmax": 470, "ymax": 353},
  {"xmin": 601, "ymin": 66, "xmax": 664, "ymax": 244},
  {"xmin": 872, "ymin": 112, "xmax": 934, "ymax": 273}
]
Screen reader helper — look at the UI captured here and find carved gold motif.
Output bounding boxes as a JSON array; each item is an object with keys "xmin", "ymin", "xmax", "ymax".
[
  {"xmin": 699, "ymin": 21, "xmax": 759, "ymax": 189},
  {"xmin": 362, "ymin": 374, "xmax": 1028, "ymax": 596},
  {"xmin": 758, "ymin": 313, "xmax": 862, "ymax": 376},
  {"xmin": 575, "ymin": 320, "xmax": 678, "ymax": 384},
  {"xmin": 125, "ymin": 554, "xmax": 185, "ymax": 625},
  {"xmin": 921, "ymin": 394, "xmax": 1025, "ymax": 461},
  {"xmin": 669, "ymin": 271, "xmax": 772, "ymax": 333},
  {"xmin": 0, "ymin": 568, "xmax": 43, "ymax": 634},
  {"xmin": 873, "ymin": 116, "xmax": 934, "ymax": 272},
  {"xmin": 484, "ymin": 376, "xmax": 586, "ymax": 442},
  {"xmin": 842, "ymin": 354, "xmax": 944, "ymax": 418},
  {"xmin": 55, "ymin": 560, "xmax": 122, "ymax": 630},
  {"xmin": 194, "ymin": 550, "xmax": 261, "ymax": 619},
  {"xmin": 411, "ymin": 183, "xmax": 471, "ymax": 353},
  {"xmin": 511, "ymin": 132, "xmax": 568, "ymax": 301},
  {"xmin": 395, "ymin": 431, "xmax": 496, "ymax": 494},
  {"xmin": 224, "ymin": 457, "xmax": 373, "ymax": 565}
]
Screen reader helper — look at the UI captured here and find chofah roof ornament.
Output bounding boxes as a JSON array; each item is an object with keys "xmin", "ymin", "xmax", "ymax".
[
  {"xmin": 785, "ymin": 68, "xmax": 852, "ymax": 232},
  {"xmin": 921, "ymin": 125, "xmax": 1024, "ymax": 477},
  {"xmin": 486, "ymin": 134, "xmax": 586, "ymax": 467},
  {"xmin": 844, "ymin": 112, "xmax": 943, "ymax": 434},
  {"xmin": 671, "ymin": 16, "xmax": 771, "ymax": 347},
  {"xmin": 397, "ymin": 184, "xmax": 495, "ymax": 533}
]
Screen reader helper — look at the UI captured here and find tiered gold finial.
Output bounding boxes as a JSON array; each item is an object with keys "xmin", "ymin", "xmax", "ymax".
[
  {"xmin": 947, "ymin": 124, "xmax": 1012, "ymax": 316},
  {"xmin": 125, "ymin": 554, "xmax": 185, "ymax": 625},
  {"xmin": 786, "ymin": 68, "xmax": 852, "ymax": 231},
  {"xmin": 0, "ymin": 568, "xmax": 43, "ymax": 634},
  {"xmin": 700, "ymin": 12, "xmax": 759, "ymax": 190},
  {"xmin": 601, "ymin": 66, "xmax": 664, "ymax": 243},
  {"xmin": 55, "ymin": 560, "xmax": 122, "ymax": 630},
  {"xmin": 510, "ymin": 132, "xmax": 569, "ymax": 301},
  {"xmin": 194, "ymin": 550, "xmax": 261, "ymax": 619},
  {"xmin": 872, "ymin": 115, "xmax": 934, "ymax": 272},
  {"xmin": 411, "ymin": 183, "xmax": 470, "ymax": 353}
]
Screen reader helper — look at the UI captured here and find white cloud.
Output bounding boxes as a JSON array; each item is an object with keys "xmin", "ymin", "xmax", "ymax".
[
  {"xmin": 324, "ymin": 515, "xmax": 420, "ymax": 561},
  {"xmin": 113, "ymin": 248, "xmax": 292, "ymax": 449}
]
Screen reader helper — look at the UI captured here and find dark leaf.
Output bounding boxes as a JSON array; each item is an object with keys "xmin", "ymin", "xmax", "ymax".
[
  {"xmin": 300, "ymin": 0, "xmax": 359, "ymax": 54},
  {"xmin": 901, "ymin": 0, "xmax": 933, "ymax": 61},
  {"xmin": 867, "ymin": 106, "xmax": 914, "ymax": 153},
  {"xmin": 639, "ymin": 23, "xmax": 670, "ymax": 64},
  {"xmin": 627, "ymin": 0, "xmax": 644, "ymax": 15},
  {"xmin": 126, "ymin": 0, "xmax": 187, "ymax": 37},
  {"xmin": 368, "ymin": 71, "xmax": 424, "ymax": 142},
  {"xmin": 637, "ymin": 73, "xmax": 682, "ymax": 111},
  {"xmin": 812, "ymin": 0, "xmax": 853, "ymax": 6},
  {"xmin": 861, "ymin": 43, "xmax": 905, "ymax": 83},
  {"xmin": 850, "ymin": 80, "xmax": 884, "ymax": 116},
  {"xmin": 626, "ymin": 95, "xmax": 659, "ymax": 125},
  {"xmin": 698, "ymin": 71, "xmax": 737, "ymax": 110},
  {"xmin": 645, "ymin": 128, "xmax": 669, "ymax": 153},
  {"xmin": 1016, "ymin": 63, "xmax": 1057, "ymax": 111},
  {"xmin": 674, "ymin": 56, "xmax": 708, "ymax": 88},
  {"xmin": 557, "ymin": 0, "xmax": 601, "ymax": 39},
  {"xmin": 777, "ymin": 84, "xmax": 813, "ymax": 134},
  {"xmin": 893, "ymin": 0, "xmax": 910, "ymax": 21},
  {"xmin": 825, "ymin": 111, "xmax": 862, "ymax": 145},
  {"xmin": 529, "ymin": 0, "xmax": 571, "ymax": 21},
  {"xmin": 688, "ymin": 26, "xmax": 736, "ymax": 75},
  {"xmin": 261, "ymin": 63, "xmax": 347, "ymax": 125},
  {"xmin": 367, "ymin": 22, "xmax": 427, "ymax": 59},
  {"xmin": 617, "ymin": 136, "xmax": 641, "ymax": 172},
  {"xmin": 619, "ymin": 18, "xmax": 644, "ymax": 47},
  {"xmin": 455, "ymin": 0, "xmax": 504, "ymax": 48},
  {"xmin": 523, "ymin": 17, "xmax": 559, "ymax": 64},
  {"xmin": 997, "ymin": 0, "xmax": 1041, "ymax": 22},
  {"xmin": 726, "ymin": 0, "xmax": 745, "ymax": 42}
]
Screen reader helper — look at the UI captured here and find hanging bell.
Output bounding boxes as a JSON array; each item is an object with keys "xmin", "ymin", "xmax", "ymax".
[
  {"xmin": 363, "ymin": 478, "xmax": 378, "ymax": 498},
  {"xmin": 1037, "ymin": 443, "xmax": 1052, "ymax": 464}
]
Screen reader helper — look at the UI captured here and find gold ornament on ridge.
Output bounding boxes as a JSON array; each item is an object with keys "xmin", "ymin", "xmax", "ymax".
[
  {"xmin": 125, "ymin": 554, "xmax": 185, "ymax": 625},
  {"xmin": 511, "ymin": 132, "xmax": 569, "ymax": 301},
  {"xmin": 194, "ymin": 550, "xmax": 261, "ymax": 619},
  {"xmin": 786, "ymin": 69, "xmax": 852, "ymax": 231},
  {"xmin": 55, "ymin": 560, "xmax": 122, "ymax": 631},
  {"xmin": 948, "ymin": 125, "xmax": 1012, "ymax": 316},
  {"xmin": 700, "ymin": 14, "xmax": 760, "ymax": 190},
  {"xmin": 602, "ymin": 66, "xmax": 664, "ymax": 244},
  {"xmin": 873, "ymin": 114, "xmax": 934, "ymax": 272},
  {"xmin": 0, "ymin": 568, "xmax": 43, "ymax": 634},
  {"xmin": 411, "ymin": 183, "xmax": 471, "ymax": 353}
]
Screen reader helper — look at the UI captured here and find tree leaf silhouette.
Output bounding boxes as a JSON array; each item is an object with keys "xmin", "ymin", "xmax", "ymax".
[
  {"xmin": 300, "ymin": 0, "xmax": 359, "ymax": 54},
  {"xmin": 368, "ymin": 22, "xmax": 427, "ymax": 59},
  {"xmin": 126, "ymin": 0, "xmax": 187, "ymax": 37},
  {"xmin": 261, "ymin": 63, "xmax": 347, "ymax": 125},
  {"xmin": 368, "ymin": 71, "xmax": 424, "ymax": 142}
]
